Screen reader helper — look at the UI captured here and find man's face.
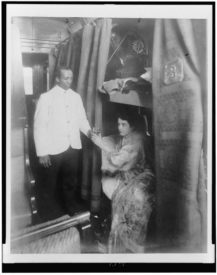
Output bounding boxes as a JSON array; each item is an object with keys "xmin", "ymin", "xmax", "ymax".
[{"xmin": 56, "ymin": 69, "xmax": 73, "ymax": 90}]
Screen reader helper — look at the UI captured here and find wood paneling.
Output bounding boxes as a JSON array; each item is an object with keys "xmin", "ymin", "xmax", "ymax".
[{"xmin": 11, "ymin": 24, "xmax": 32, "ymax": 233}]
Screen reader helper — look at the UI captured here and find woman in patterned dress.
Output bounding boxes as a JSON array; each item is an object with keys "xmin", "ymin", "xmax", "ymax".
[{"xmin": 92, "ymin": 110, "xmax": 155, "ymax": 253}]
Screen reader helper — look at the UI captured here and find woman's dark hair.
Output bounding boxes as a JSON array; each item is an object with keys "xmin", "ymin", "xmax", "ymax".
[{"xmin": 117, "ymin": 109, "xmax": 142, "ymax": 130}]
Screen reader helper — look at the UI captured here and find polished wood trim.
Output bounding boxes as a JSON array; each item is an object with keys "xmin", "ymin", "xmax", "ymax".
[{"xmin": 23, "ymin": 124, "xmax": 38, "ymax": 218}]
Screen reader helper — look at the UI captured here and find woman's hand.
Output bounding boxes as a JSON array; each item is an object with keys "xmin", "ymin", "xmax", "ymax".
[
  {"xmin": 91, "ymin": 133, "xmax": 113, "ymax": 154},
  {"xmin": 91, "ymin": 133, "xmax": 103, "ymax": 148}
]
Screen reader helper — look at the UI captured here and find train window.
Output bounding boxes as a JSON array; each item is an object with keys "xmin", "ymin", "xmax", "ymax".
[{"xmin": 23, "ymin": 67, "xmax": 33, "ymax": 95}]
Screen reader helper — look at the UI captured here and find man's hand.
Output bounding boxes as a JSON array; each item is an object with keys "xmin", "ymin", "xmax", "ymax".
[
  {"xmin": 39, "ymin": 155, "xmax": 51, "ymax": 168},
  {"xmin": 87, "ymin": 129, "xmax": 92, "ymax": 139}
]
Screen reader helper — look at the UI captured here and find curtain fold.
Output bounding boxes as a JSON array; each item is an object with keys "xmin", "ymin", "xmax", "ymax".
[
  {"xmin": 69, "ymin": 33, "xmax": 82, "ymax": 90},
  {"xmin": 65, "ymin": 36, "xmax": 73, "ymax": 68},
  {"xmin": 152, "ymin": 19, "xmax": 207, "ymax": 252},
  {"xmin": 86, "ymin": 23, "xmax": 101, "ymax": 125},
  {"xmin": 91, "ymin": 19, "xmax": 112, "ymax": 212},
  {"xmin": 77, "ymin": 24, "xmax": 94, "ymax": 104},
  {"xmin": 50, "ymin": 33, "xmax": 82, "ymax": 89},
  {"xmin": 48, "ymin": 47, "xmax": 57, "ymax": 89}
]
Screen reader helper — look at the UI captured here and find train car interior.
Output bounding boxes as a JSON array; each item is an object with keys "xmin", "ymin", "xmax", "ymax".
[{"xmin": 10, "ymin": 16, "xmax": 207, "ymax": 254}]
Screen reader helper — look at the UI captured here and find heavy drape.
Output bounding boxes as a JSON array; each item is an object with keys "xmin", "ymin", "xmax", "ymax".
[
  {"xmin": 77, "ymin": 19, "xmax": 112, "ymax": 212},
  {"xmin": 49, "ymin": 32, "xmax": 82, "ymax": 89},
  {"xmin": 51, "ymin": 19, "xmax": 112, "ymax": 212},
  {"xmin": 152, "ymin": 19, "xmax": 207, "ymax": 252}
]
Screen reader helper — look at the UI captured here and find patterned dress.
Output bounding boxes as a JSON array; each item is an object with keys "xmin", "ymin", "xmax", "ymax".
[{"xmin": 101, "ymin": 131, "xmax": 155, "ymax": 253}]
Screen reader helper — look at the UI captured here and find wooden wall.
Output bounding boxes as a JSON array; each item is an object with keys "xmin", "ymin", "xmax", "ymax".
[{"xmin": 11, "ymin": 24, "xmax": 32, "ymax": 234}]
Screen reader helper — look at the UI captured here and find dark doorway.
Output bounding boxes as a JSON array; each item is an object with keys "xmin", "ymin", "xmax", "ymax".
[
  {"xmin": 22, "ymin": 52, "xmax": 48, "ymax": 158},
  {"xmin": 22, "ymin": 52, "xmax": 48, "ymax": 127}
]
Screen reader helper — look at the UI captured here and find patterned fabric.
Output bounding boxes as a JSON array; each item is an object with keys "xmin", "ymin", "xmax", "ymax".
[
  {"xmin": 101, "ymin": 132, "xmax": 155, "ymax": 253},
  {"xmin": 109, "ymin": 168, "xmax": 155, "ymax": 253},
  {"xmin": 152, "ymin": 19, "xmax": 206, "ymax": 252},
  {"xmin": 102, "ymin": 132, "xmax": 146, "ymax": 173},
  {"xmin": 11, "ymin": 216, "xmax": 81, "ymax": 254},
  {"xmin": 12, "ymin": 227, "xmax": 80, "ymax": 254}
]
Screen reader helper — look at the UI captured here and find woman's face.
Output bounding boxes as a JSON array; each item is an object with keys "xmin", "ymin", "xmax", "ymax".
[{"xmin": 117, "ymin": 118, "xmax": 133, "ymax": 137}]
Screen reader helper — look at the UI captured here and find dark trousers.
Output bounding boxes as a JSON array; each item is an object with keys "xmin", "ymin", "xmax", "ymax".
[{"xmin": 36, "ymin": 147, "xmax": 80, "ymax": 221}]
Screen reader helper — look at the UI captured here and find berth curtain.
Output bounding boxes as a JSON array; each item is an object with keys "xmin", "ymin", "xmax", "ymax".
[
  {"xmin": 152, "ymin": 19, "xmax": 207, "ymax": 252},
  {"xmin": 77, "ymin": 19, "xmax": 112, "ymax": 212},
  {"xmin": 49, "ymin": 33, "xmax": 82, "ymax": 89}
]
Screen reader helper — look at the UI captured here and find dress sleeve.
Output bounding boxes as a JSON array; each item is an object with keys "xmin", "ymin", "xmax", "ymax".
[
  {"xmin": 109, "ymin": 143, "xmax": 141, "ymax": 170},
  {"xmin": 33, "ymin": 95, "xmax": 50, "ymax": 156}
]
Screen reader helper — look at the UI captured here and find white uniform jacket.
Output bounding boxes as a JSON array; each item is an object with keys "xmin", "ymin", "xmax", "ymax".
[{"xmin": 34, "ymin": 85, "xmax": 91, "ymax": 156}]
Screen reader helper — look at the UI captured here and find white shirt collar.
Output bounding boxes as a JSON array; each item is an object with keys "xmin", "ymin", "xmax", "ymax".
[{"xmin": 55, "ymin": 85, "xmax": 71, "ymax": 94}]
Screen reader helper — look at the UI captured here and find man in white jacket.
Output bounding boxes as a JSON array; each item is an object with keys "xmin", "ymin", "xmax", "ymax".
[{"xmin": 34, "ymin": 66, "xmax": 92, "ymax": 221}]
